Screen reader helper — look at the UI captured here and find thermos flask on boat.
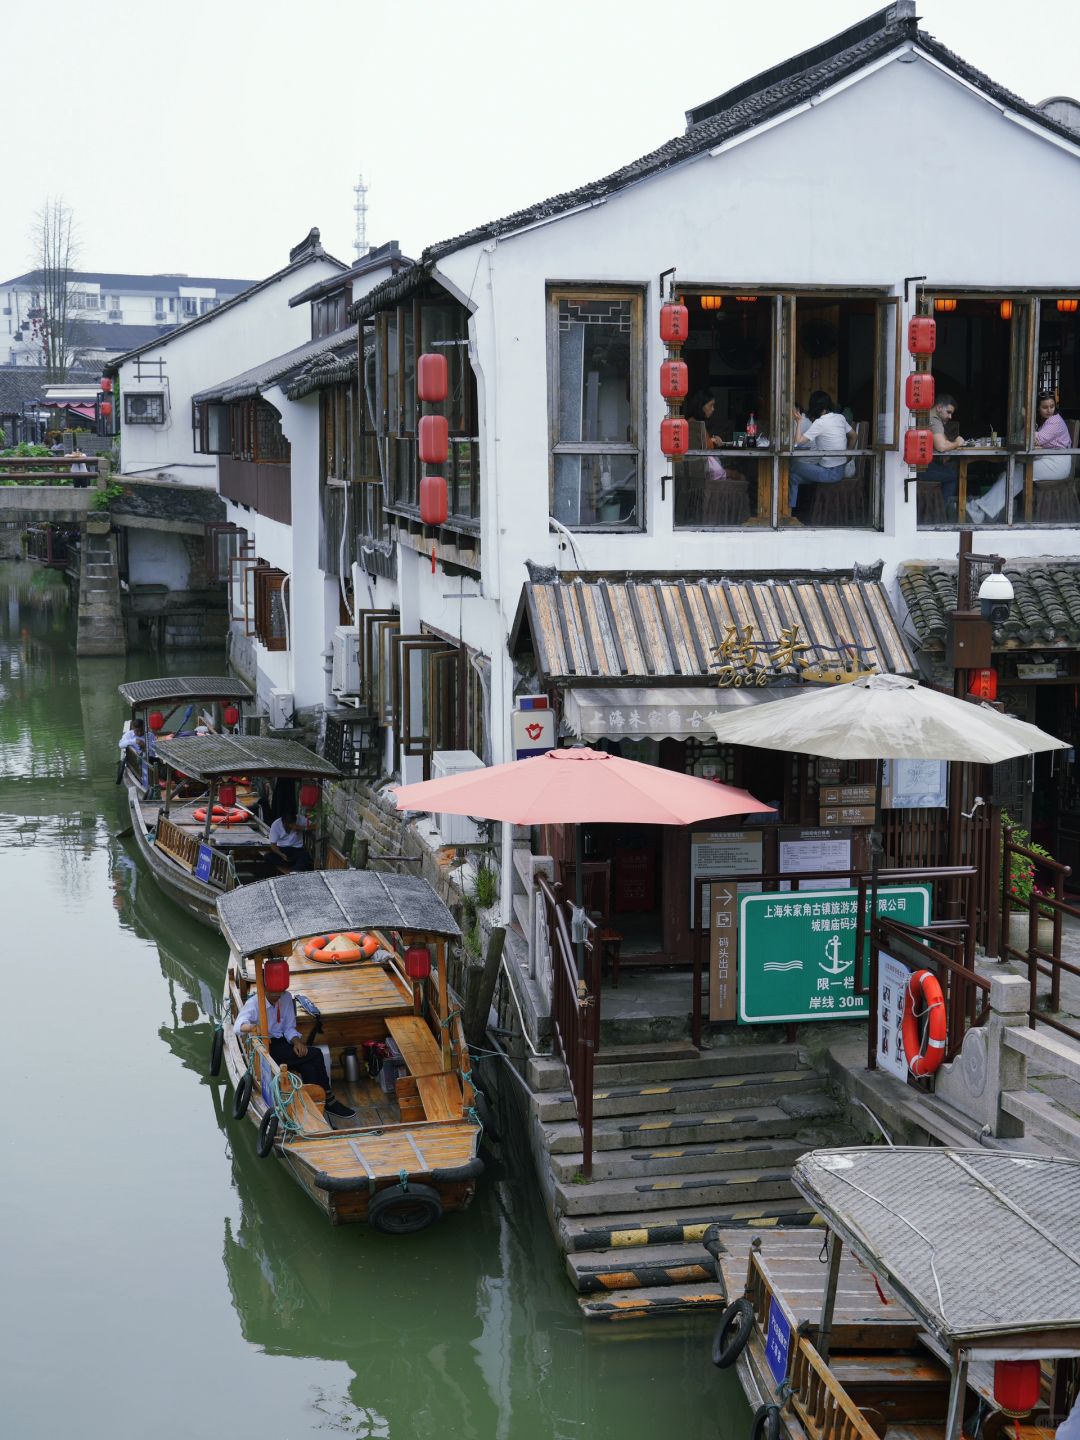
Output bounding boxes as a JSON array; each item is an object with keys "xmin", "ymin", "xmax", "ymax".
[{"xmin": 342, "ymin": 1047, "xmax": 361, "ymax": 1085}]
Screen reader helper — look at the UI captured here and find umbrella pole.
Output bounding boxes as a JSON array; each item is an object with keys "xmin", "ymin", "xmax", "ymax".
[
  {"xmin": 864, "ymin": 760, "xmax": 884, "ymax": 1067},
  {"xmin": 576, "ymin": 826, "xmax": 585, "ymax": 981}
]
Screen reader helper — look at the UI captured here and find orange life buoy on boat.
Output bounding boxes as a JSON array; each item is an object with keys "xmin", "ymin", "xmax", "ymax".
[
  {"xmin": 303, "ymin": 931, "xmax": 378, "ymax": 963},
  {"xmin": 193, "ymin": 804, "xmax": 247, "ymax": 825},
  {"xmin": 901, "ymin": 969, "xmax": 947, "ymax": 1077}
]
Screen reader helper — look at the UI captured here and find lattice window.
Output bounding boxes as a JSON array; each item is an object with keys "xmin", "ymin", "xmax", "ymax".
[{"xmin": 253, "ymin": 566, "xmax": 289, "ymax": 651}]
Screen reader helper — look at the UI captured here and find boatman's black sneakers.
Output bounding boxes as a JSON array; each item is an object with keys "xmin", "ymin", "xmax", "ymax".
[{"xmin": 324, "ymin": 1097, "xmax": 357, "ymax": 1128}]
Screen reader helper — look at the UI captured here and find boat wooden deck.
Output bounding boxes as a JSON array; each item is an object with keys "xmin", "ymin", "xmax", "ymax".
[{"xmin": 287, "ymin": 1119, "xmax": 477, "ymax": 1182}]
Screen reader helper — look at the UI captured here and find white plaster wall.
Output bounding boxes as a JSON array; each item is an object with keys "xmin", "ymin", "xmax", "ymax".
[
  {"xmin": 126, "ymin": 529, "xmax": 191, "ymax": 590},
  {"xmin": 114, "ymin": 256, "xmax": 343, "ymax": 487}
]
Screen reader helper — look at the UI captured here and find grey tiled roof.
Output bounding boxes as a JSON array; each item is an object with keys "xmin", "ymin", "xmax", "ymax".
[
  {"xmin": 0, "ymin": 269, "xmax": 255, "ymax": 293},
  {"xmin": 192, "ymin": 329, "xmax": 354, "ymax": 405},
  {"xmin": 898, "ymin": 560, "xmax": 1080, "ymax": 651},
  {"xmin": 118, "ymin": 676, "xmax": 253, "ymax": 705},
  {"xmin": 355, "ymin": 4, "xmax": 1080, "ymax": 320},
  {"xmin": 154, "ymin": 734, "xmax": 340, "ymax": 780},
  {"xmin": 0, "ymin": 368, "xmax": 51, "ymax": 414}
]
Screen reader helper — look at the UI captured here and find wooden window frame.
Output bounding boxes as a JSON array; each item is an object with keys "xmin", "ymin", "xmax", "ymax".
[
  {"xmin": 229, "ymin": 541, "xmax": 256, "ymax": 623},
  {"xmin": 205, "ymin": 521, "xmax": 245, "ymax": 582},
  {"xmin": 253, "ymin": 565, "xmax": 289, "ymax": 651},
  {"xmin": 395, "ymin": 635, "xmax": 460, "ymax": 776}
]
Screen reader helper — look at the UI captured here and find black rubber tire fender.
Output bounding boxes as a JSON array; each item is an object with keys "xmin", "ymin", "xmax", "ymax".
[
  {"xmin": 750, "ymin": 1406, "xmax": 781, "ymax": 1440},
  {"xmin": 256, "ymin": 1109, "xmax": 279, "ymax": 1158},
  {"xmin": 711, "ymin": 1297, "xmax": 754, "ymax": 1369},
  {"xmin": 473, "ymin": 1090, "xmax": 500, "ymax": 1145},
  {"xmin": 232, "ymin": 1070, "xmax": 253, "ymax": 1121},
  {"xmin": 209, "ymin": 1027, "xmax": 224, "ymax": 1078},
  {"xmin": 428, "ymin": 1158, "xmax": 484, "ymax": 1184},
  {"xmin": 368, "ymin": 1182, "xmax": 443, "ymax": 1235}
]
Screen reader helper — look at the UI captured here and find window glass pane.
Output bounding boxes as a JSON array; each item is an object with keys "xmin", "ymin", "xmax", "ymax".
[
  {"xmin": 557, "ymin": 298, "xmax": 633, "ymax": 444},
  {"xmin": 208, "ymin": 404, "xmax": 230, "ymax": 453},
  {"xmin": 421, "ymin": 306, "xmax": 469, "ymax": 432},
  {"xmin": 553, "ymin": 454, "xmax": 639, "ymax": 527},
  {"xmin": 402, "ymin": 308, "xmax": 416, "ymax": 432},
  {"xmin": 386, "ymin": 314, "xmax": 399, "ymax": 432}
]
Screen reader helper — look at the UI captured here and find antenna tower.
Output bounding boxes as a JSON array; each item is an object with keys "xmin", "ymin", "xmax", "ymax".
[{"xmin": 353, "ymin": 173, "xmax": 370, "ymax": 259}]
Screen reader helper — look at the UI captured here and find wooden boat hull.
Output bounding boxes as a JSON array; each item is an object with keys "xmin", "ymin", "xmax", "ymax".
[{"xmin": 124, "ymin": 779, "xmax": 223, "ymax": 929}]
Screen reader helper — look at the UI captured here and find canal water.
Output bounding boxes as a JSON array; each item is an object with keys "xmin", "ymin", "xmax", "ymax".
[{"xmin": 0, "ymin": 561, "xmax": 746, "ymax": 1439}]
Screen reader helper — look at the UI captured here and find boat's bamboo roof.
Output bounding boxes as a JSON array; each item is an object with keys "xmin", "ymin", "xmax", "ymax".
[
  {"xmin": 118, "ymin": 676, "xmax": 253, "ymax": 705},
  {"xmin": 155, "ymin": 734, "xmax": 339, "ymax": 780},
  {"xmin": 218, "ymin": 871, "xmax": 461, "ymax": 955},
  {"xmin": 794, "ymin": 1148, "xmax": 1080, "ymax": 1351}
]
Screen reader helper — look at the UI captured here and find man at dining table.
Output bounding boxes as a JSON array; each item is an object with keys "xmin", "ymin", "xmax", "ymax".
[{"xmin": 923, "ymin": 393, "xmax": 968, "ymax": 505}]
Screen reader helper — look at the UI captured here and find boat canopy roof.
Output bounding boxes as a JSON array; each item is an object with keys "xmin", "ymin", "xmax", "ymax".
[
  {"xmin": 154, "ymin": 734, "xmax": 340, "ymax": 780},
  {"xmin": 217, "ymin": 870, "xmax": 461, "ymax": 954},
  {"xmin": 794, "ymin": 1148, "xmax": 1080, "ymax": 1353},
  {"xmin": 118, "ymin": 676, "xmax": 253, "ymax": 705}
]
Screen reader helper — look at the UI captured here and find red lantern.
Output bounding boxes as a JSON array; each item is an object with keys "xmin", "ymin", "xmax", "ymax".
[
  {"xmin": 933, "ymin": 298, "xmax": 956, "ymax": 313},
  {"xmin": 100, "ymin": 376, "xmax": 113, "ymax": 392},
  {"xmin": 100, "ymin": 400, "xmax": 113, "ymax": 417},
  {"xmin": 217, "ymin": 784, "xmax": 237, "ymax": 807},
  {"xmin": 659, "ymin": 302, "xmax": 689, "ymax": 346},
  {"xmin": 417, "ymin": 352, "xmax": 448, "ymax": 403},
  {"xmin": 660, "ymin": 417, "xmax": 690, "ymax": 456},
  {"xmin": 404, "ymin": 946, "xmax": 432, "ymax": 980},
  {"xmin": 903, "ymin": 428, "xmax": 934, "ymax": 467},
  {"xmin": 148, "ymin": 710, "xmax": 165, "ymax": 732},
  {"xmin": 993, "ymin": 1360, "xmax": 1041, "ymax": 1417},
  {"xmin": 968, "ymin": 668, "xmax": 998, "ymax": 701},
  {"xmin": 263, "ymin": 958, "xmax": 290, "ymax": 993},
  {"xmin": 223, "ymin": 704, "xmax": 240, "ymax": 728},
  {"xmin": 660, "ymin": 359, "xmax": 689, "ymax": 400},
  {"xmin": 419, "ymin": 474, "xmax": 449, "ymax": 525},
  {"xmin": 907, "ymin": 317, "xmax": 937, "ymax": 355},
  {"xmin": 905, "ymin": 374, "xmax": 936, "ymax": 411},
  {"xmin": 298, "ymin": 783, "xmax": 319, "ymax": 809},
  {"xmin": 1057, "ymin": 299, "xmax": 1079, "ymax": 314},
  {"xmin": 418, "ymin": 414, "xmax": 449, "ymax": 464}
]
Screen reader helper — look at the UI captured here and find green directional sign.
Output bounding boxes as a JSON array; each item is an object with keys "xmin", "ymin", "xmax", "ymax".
[{"xmin": 738, "ymin": 885, "xmax": 931, "ymax": 1024}]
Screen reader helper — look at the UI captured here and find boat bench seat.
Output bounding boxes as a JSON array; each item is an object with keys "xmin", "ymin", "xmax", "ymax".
[
  {"xmin": 416, "ymin": 1072, "xmax": 464, "ymax": 1122},
  {"xmin": 833, "ymin": 1351, "xmax": 951, "ymax": 1426},
  {"xmin": 386, "ymin": 1016, "xmax": 444, "ymax": 1078}
]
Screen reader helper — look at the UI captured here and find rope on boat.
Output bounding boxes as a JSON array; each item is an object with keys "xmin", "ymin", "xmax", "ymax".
[{"xmin": 270, "ymin": 1068, "xmax": 307, "ymax": 1136}]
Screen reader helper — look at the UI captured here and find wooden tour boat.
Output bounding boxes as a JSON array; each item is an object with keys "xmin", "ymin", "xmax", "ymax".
[
  {"xmin": 118, "ymin": 677, "xmax": 340, "ymax": 929},
  {"xmin": 215, "ymin": 870, "xmax": 484, "ymax": 1233},
  {"xmin": 709, "ymin": 1146, "xmax": 1080, "ymax": 1440}
]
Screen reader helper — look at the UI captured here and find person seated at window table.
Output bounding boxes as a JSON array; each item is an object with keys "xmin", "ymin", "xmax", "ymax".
[
  {"xmin": 268, "ymin": 808, "xmax": 314, "ymax": 872},
  {"xmin": 789, "ymin": 390, "xmax": 853, "ymax": 509},
  {"xmin": 686, "ymin": 391, "xmax": 739, "ymax": 480},
  {"xmin": 922, "ymin": 393, "xmax": 967, "ymax": 503},
  {"xmin": 967, "ymin": 391, "xmax": 1073, "ymax": 523}
]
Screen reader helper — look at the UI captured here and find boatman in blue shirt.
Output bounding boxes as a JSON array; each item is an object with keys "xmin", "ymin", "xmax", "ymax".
[{"xmin": 234, "ymin": 959, "xmax": 354, "ymax": 1121}]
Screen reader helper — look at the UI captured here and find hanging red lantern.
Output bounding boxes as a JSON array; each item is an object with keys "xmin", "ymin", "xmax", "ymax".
[
  {"xmin": 903, "ymin": 429, "xmax": 934, "ymax": 467},
  {"xmin": 298, "ymin": 783, "xmax": 319, "ymax": 809},
  {"xmin": 419, "ymin": 474, "xmax": 449, "ymax": 525},
  {"xmin": 404, "ymin": 946, "xmax": 432, "ymax": 980},
  {"xmin": 999, "ymin": 300, "xmax": 1014, "ymax": 321},
  {"xmin": 904, "ymin": 374, "xmax": 936, "ymax": 410},
  {"xmin": 417, "ymin": 352, "xmax": 448, "ymax": 402},
  {"xmin": 993, "ymin": 1360, "xmax": 1041, "ymax": 1417},
  {"xmin": 222, "ymin": 704, "xmax": 240, "ymax": 728},
  {"xmin": 100, "ymin": 400, "xmax": 113, "ymax": 417},
  {"xmin": 148, "ymin": 710, "xmax": 165, "ymax": 732},
  {"xmin": 967, "ymin": 668, "xmax": 998, "ymax": 701},
  {"xmin": 217, "ymin": 783, "xmax": 237, "ymax": 807},
  {"xmin": 933, "ymin": 298, "xmax": 956, "ymax": 313},
  {"xmin": 660, "ymin": 359, "xmax": 689, "ymax": 400},
  {"xmin": 100, "ymin": 376, "xmax": 113, "ymax": 392},
  {"xmin": 263, "ymin": 958, "xmax": 290, "ymax": 993},
  {"xmin": 1057, "ymin": 299, "xmax": 1079, "ymax": 314},
  {"xmin": 418, "ymin": 414, "xmax": 449, "ymax": 464},
  {"xmin": 659, "ymin": 302, "xmax": 689, "ymax": 346},
  {"xmin": 907, "ymin": 317, "xmax": 937, "ymax": 355},
  {"xmin": 660, "ymin": 417, "xmax": 690, "ymax": 456},
  {"xmin": 699, "ymin": 295, "xmax": 723, "ymax": 311}
]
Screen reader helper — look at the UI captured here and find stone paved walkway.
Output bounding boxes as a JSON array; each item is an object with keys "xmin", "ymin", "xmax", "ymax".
[{"xmin": 999, "ymin": 910, "xmax": 1080, "ymax": 1134}]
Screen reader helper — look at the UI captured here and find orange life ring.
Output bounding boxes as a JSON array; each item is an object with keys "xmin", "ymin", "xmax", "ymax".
[
  {"xmin": 902, "ymin": 969, "xmax": 947, "ymax": 1077},
  {"xmin": 303, "ymin": 931, "xmax": 378, "ymax": 964},
  {"xmin": 193, "ymin": 804, "xmax": 247, "ymax": 825}
]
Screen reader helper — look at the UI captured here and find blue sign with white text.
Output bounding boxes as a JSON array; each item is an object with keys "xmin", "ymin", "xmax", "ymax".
[
  {"xmin": 765, "ymin": 1295, "xmax": 793, "ymax": 1386},
  {"xmin": 195, "ymin": 844, "xmax": 214, "ymax": 883}
]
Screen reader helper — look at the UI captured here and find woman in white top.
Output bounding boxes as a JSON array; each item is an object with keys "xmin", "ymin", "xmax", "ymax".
[{"xmin": 789, "ymin": 390, "xmax": 853, "ymax": 509}]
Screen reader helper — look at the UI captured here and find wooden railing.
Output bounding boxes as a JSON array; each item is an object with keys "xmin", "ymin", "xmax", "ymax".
[
  {"xmin": 538, "ymin": 874, "xmax": 600, "ymax": 1178},
  {"xmin": 788, "ymin": 1337, "xmax": 881, "ymax": 1440},
  {"xmin": 1002, "ymin": 828, "xmax": 1079, "ymax": 1038},
  {"xmin": 154, "ymin": 815, "xmax": 234, "ymax": 890},
  {"xmin": 745, "ymin": 1246, "xmax": 774, "ymax": 1329}
]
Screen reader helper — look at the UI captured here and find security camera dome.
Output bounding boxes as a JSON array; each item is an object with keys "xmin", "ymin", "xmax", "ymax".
[{"xmin": 977, "ymin": 571, "xmax": 1014, "ymax": 603}]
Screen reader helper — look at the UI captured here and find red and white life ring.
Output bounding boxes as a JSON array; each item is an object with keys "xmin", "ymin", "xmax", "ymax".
[
  {"xmin": 901, "ymin": 969, "xmax": 947, "ymax": 1077},
  {"xmin": 193, "ymin": 804, "xmax": 247, "ymax": 825}
]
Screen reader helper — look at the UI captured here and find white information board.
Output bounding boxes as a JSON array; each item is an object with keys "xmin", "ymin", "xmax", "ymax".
[
  {"xmin": 884, "ymin": 759, "xmax": 948, "ymax": 809},
  {"xmin": 691, "ymin": 830, "xmax": 763, "ymax": 926},
  {"xmin": 877, "ymin": 951, "xmax": 912, "ymax": 1080}
]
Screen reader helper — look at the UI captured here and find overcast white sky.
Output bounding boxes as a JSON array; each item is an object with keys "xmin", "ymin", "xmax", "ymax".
[{"xmin": 4, "ymin": 0, "xmax": 1078, "ymax": 285}]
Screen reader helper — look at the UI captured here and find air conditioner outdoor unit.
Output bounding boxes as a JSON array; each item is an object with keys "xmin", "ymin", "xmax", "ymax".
[
  {"xmin": 269, "ymin": 689, "xmax": 294, "ymax": 729},
  {"xmin": 431, "ymin": 750, "xmax": 485, "ymax": 845},
  {"xmin": 331, "ymin": 625, "xmax": 361, "ymax": 696},
  {"xmin": 107, "ymin": 309, "xmax": 123, "ymax": 319}
]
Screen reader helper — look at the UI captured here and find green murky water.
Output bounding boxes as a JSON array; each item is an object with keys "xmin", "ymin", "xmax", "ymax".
[{"xmin": 0, "ymin": 561, "xmax": 745, "ymax": 1439}]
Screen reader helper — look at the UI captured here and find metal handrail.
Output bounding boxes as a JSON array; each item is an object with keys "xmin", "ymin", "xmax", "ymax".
[
  {"xmin": 874, "ymin": 916, "xmax": 989, "ymax": 1066},
  {"xmin": 537, "ymin": 873, "xmax": 599, "ymax": 1177},
  {"xmin": 1002, "ymin": 826, "xmax": 1077, "ymax": 1033}
]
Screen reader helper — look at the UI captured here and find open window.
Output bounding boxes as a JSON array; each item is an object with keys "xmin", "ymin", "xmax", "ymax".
[
  {"xmin": 193, "ymin": 400, "xmax": 231, "ymax": 454},
  {"xmin": 395, "ymin": 635, "xmax": 460, "ymax": 777},
  {"xmin": 205, "ymin": 522, "xmax": 246, "ymax": 583},
  {"xmin": 253, "ymin": 566, "xmax": 289, "ymax": 651},
  {"xmin": 228, "ymin": 541, "xmax": 256, "ymax": 624}
]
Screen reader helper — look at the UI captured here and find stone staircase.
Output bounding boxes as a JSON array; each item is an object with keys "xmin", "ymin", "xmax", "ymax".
[
  {"xmin": 76, "ymin": 519, "xmax": 125, "ymax": 656},
  {"xmin": 526, "ymin": 1037, "xmax": 853, "ymax": 1319}
]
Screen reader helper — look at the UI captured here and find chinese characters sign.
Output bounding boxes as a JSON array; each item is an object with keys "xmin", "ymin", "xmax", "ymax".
[
  {"xmin": 877, "ymin": 951, "xmax": 912, "ymax": 1080},
  {"xmin": 738, "ymin": 886, "xmax": 930, "ymax": 1024},
  {"xmin": 765, "ymin": 1296, "xmax": 793, "ymax": 1386}
]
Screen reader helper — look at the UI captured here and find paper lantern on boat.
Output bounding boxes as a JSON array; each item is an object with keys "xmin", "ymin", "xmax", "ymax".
[
  {"xmin": 659, "ymin": 302, "xmax": 689, "ymax": 346},
  {"xmin": 660, "ymin": 417, "xmax": 690, "ymax": 457},
  {"xmin": 660, "ymin": 359, "xmax": 689, "ymax": 400},
  {"xmin": 418, "ymin": 414, "xmax": 449, "ymax": 464},
  {"xmin": 417, "ymin": 352, "xmax": 448, "ymax": 403},
  {"xmin": 217, "ymin": 784, "xmax": 237, "ymax": 807},
  {"xmin": 994, "ymin": 1360, "xmax": 1041, "ymax": 1417},
  {"xmin": 222, "ymin": 704, "xmax": 240, "ymax": 728},
  {"xmin": 148, "ymin": 710, "xmax": 165, "ymax": 731},
  {"xmin": 419, "ymin": 474, "xmax": 449, "ymax": 525},
  {"xmin": 904, "ymin": 374, "xmax": 935, "ymax": 411},
  {"xmin": 404, "ymin": 946, "xmax": 432, "ymax": 980},
  {"xmin": 907, "ymin": 317, "xmax": 937, "ymax": 355},
  {"xmin": 298, "ymin": 783, "xmax": 319, "ymax": 809},
  {"xmin": 263, "ymin": 958, "xmax": 290, "ymax": 992},
  {"xmin": 99, "ymin": 376, "xmax": 113, "ymax": 392},
  {"xmin": 903, "ymin": 429, "xmax": 934, "ymax": 467}
]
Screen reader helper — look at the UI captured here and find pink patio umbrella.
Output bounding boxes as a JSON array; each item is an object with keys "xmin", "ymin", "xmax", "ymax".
[{"xmin": 394, "ymin": 746, "xmax": 774, "ymax": 971}]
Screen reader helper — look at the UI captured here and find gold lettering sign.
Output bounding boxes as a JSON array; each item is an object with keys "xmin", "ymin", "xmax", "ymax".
[{"xmin": 710, "ymin": 623, "xmax": 878, "ymax": 689}]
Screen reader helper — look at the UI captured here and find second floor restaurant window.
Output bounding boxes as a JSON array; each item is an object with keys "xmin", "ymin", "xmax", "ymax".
[{"xmin": 548, "ymin": 289, "xmax": 643, "ymax": 530}]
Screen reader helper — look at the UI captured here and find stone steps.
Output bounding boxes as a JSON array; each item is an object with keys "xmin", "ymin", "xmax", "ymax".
[
  {"xmin": 542, "ymin": 1091, "xmax": 838, "ymax": 1153},
  {"xmin": 555, "ymin": 1164, "xmax": 802, "ymax": 1215},
  {"xmin": 558, "ymin": 1197, "xmax": 822, "ymax": 1253},
  {"xmin": 577, "ymin": 1281, "xmax": 728, "ymax": 1320},
  {"xmin": 566, "ymin": 1240, "xmax": 719, "ymax": 1294},
  {"xmin": 591, "ymin": 1042, "xmax": 803, "ymax": 1087},
  {"xmin": 549, "ymin": 1132, "xmax": 810, "ymax": 1182},
  {"xmin": 534, "ymin": 1067, "xmax": 820, "ymax": 1123}
]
